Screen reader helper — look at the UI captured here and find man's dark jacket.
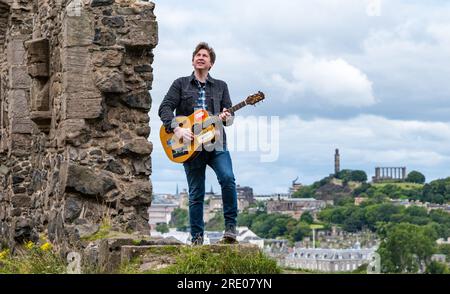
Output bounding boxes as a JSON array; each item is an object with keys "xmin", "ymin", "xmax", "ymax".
[{"xmin": 158, "ymin": 73, "xmax": 234, "ymax": 147}]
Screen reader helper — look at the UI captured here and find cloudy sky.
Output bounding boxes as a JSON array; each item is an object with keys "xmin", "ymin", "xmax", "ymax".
[{"xmin": 149, "ymin": 0, "xmax": 450, "ymax": 195}]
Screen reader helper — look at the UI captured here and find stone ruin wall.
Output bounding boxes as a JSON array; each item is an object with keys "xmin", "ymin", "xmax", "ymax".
[{"xmin": 0, "ymin": 0, "xmax": 157, "ymax": 252}]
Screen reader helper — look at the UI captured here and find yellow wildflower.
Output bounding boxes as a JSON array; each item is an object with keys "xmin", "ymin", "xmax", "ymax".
[
  {"xmin": 40, "ymin": 242, "xmax": 52, "ymax": 252},
  {"xmin": 0, "ymin": 249, "xmax": 9, "ymax": 260},
  {"xmin": 25, "ymin": 241, "xmax": 34, "ymax": 250}
]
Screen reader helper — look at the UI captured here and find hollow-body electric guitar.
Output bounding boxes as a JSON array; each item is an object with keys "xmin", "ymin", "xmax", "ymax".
[{"xmin": 160, "ymin": 92, "xmax": 265, "ymax": 163}]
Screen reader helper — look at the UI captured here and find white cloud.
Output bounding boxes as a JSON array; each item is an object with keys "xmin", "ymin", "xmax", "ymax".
[
  {"xmin": 270, "ymin": 54, "xmax": 376, "ymax": 107},
  {"xmin": 150, "ymin": 112, "xmax": 450, "ymax": 194},
  {"xmin": 149, "ymin": 0, "xmax": 450, "ymax": 193},
  {"xmin": 427, "ymin": 22, "xmax": 450, "ymax": 49}
]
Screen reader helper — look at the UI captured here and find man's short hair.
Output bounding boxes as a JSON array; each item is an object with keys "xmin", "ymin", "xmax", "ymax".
[{"xmin": 192, "ymin": 42, "xmax": 216, "ymax": 65}]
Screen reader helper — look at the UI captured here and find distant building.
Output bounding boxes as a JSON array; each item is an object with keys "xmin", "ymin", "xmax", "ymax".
[
  {"xmin": 237, "ymin": 185, "xmax": 255, "ymax": 204},
  {"xmin": 254, "ymin": 193, "xmax": 291, "ymax": 202},
  {"xmin": 437, "ymin": 237, "xmax": 450, "ymax": 245},
  {"xmin": 147, "ymin": 195, "xmax": 179, "ymax": 230},
  {"xmin": 266, "ymin": 198, "xmax": 326, "ymax": 220},
  {"xmin": 431, "ymin": 254, "xmax": 447, "ymax": 264},
  {"xmin": 179, "ymin": 189, "xmax": 188, "ymax": 210},
  {"xmin": 289, "ymin": 177, "xmax": 303, "ymax": 196},
  {"xmin": 283, "ymin": 246, "xmax": 376, "ymax": 272},
  {"xmin": 208, "ymin": 194, "xmax": 252, "ymax": 213},
  {"xmin": 335, "ymin": 149, "xmax": 340, "ymax": 175},
  {"xmin": 390, "ymin": 199, "xmax": 450, "ymax": 213},
  {"xmin": 372, "ymin": 167, "xmax": 407, "ymax": 182}
]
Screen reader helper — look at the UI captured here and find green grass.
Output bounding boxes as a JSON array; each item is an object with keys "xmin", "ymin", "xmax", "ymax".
[
  {"xmin": 0, "ymin": 246, "xmax": 66, "ymax": 274},
  {"xmin": 372, "ymin": 182, "xmax": 424, "ymax": 190},
  {"xmin": 119, "ymin": 246, "xmax": 282, "ymax": 274},
  {"xmin": 81, "ymin": 219, "xmax": 112, "ymax": 241}
]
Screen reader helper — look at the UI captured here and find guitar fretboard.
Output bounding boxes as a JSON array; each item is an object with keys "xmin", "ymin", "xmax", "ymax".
[
  {"xmin": 208, "ymin": 100, "xmax": 247, "ymax": 125},
  {"xmin": 228, "ymin": 101, "xmax": 247, "ymax": 114}
]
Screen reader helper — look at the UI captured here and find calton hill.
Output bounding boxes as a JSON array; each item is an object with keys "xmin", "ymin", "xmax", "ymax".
[
  {"xmin": 162, "ymin": 168, "xmax": 450, "ymax": 274},
  {"xmin": 226, "ymin": 169, "xmax": 450, "ymax": 274}
]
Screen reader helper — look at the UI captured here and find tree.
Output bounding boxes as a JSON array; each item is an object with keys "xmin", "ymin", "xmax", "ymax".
[
  {"xmin": 406, "ymin": 171, "xmax": 426, "ymax": 184},
  {"xmin": 365, "ymin": 203, "xmax": 402, "ymax": 230},
  {"xmin": 343, "ymin": 209, "xmax": 366, "ymax": 232},
  {"xmin": 292, "ymin": 186, "xmax": 315, "ymax": 198},
  {"xmin": 205, "ymin": 211, "xmax": 225, "ymax": 231},
  {"xmin": 425, "ymin": 261, "xmax": 449, "ymax": 274},
  {"xmin": 377, "ymin": 223, "xmax": 437, "ymax": 273},
  {"xmin": 350, "ymin": 170, "xmax": 368, "ymax": 182},
  {"xmin": 156, "ymin": 223, "xmax": 169, "ymax": 234},
  {"xmin": 336, "ymin": 169, "xmax": 352, "ymax": 181},
  {"xmin": 289, "ymin": 222, "xmax": 311, "ymax": 242},
  {"xmin": 300, "ymin": 211, "xmax": 314, "ymax": 224},
  {"xmin": 170, "ymin": 208, "xmax": 189, "ymax": 231}
]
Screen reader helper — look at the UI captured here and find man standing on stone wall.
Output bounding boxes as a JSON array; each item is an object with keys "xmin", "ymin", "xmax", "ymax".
[{"xmin": 158, "ymin": 42, "xmax": 238, "ymax": 245}]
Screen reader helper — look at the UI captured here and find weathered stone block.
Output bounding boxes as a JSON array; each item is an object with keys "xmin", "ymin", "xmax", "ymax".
[
  {"xmin": 11, "ymin": 194, "xmax": 31, "ymax": 208},
  {"xmin": 9, "ymin": 66, "xmax": 31, "ymax": 89},
  {"xmin": 47, "ymin": 211, "xmax": 64, "ymax": 242},
  {"xmin": 64, "ymin": 196, "xmax": 83, "ymax": 222},
  {"xmin": 92, "ymin": 49, "xmax": 124, "ymax": 67},
  {"xmin": 119, "ymin": 137, "xmax": 152, "ymax": 156},
  {"xmin": 14, "ymin": 217, "xmax": 39, "ymax": 244},
  {"xmin": 91, "ymin": 0, "xmax": 114, "ymax": 7},
  {"xmin": 105, "ymin": 159, "xmax": 125, "ymax": 175},
  {"xmin": 121, "ymin": 90, "xmax": 151, "ymax": 110},
  {"xmin": 102, "ymin": 16, "xmax": 124, "ymax": 28},
  {"xmin": 62, "ymin": 47, "xmax": 97, "ymax": 94},
  {"xmin": 93, "ymin": 29, "xmax": 116, "ymax": 46},
  {"xmin": 95, "ymin": 70, "xmax": 127, "ymax": 93},
  {"xmin": 118, "ymin": 20, "xmax": 158, "ymax": 48},
  {"xmin": 64, "ymin": 93, "xmax": 103, "ymax": 119},
  {"xmin": 66, "ymin": 163, "xmax": 116, "ymax": 197},
  {"xmin": 134, "ymin": 64, "xmax": 152, "ymax": 73},
  {"xmin": 9, "ymin": 90, "xmax": 32, "ymax": 134},
  {"xmin": 10, "ymin": 134, "xmax": 32, "ymax": 152},
  {"xmin": 28, "ymin": 63, "xmax": 49, "ymax": 78},
  {"xmin": 120, "ymin": 179, "xmax": 152, "ymax": 206},
  {"xmin": 0, "ymin": 165, "xmax": 9, "ymax": 176},
  {"xmin": 25, "ymin": 38, "xmax": 49, "ymax": 64},
  {"xmin": 135, "ymin": 125, "xmax": 150, "ymax": 137},
  {"xmin": 132, "ymin": 157, "xmax": 151, "ymax": 176},
  {"xmin": 30, "ymin": 80, "xmax": 50, "ymax": 111},
  {"xmin": 63, "ymin": 13, "xmax": 93, "ymax": 47},
  {"xmin": 7, "ymin": 38, "xmax": 26, "ymax": 66},
  {"xmin": 75, "ymin": 222, "xmax": 100, "ymax": 239}
]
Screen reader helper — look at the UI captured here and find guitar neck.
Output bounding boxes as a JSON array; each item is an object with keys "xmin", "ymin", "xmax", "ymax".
[
  {"xmin": 228, "ymin": 100, "xmax": 247, "ymax": 114},
  {"xmin": 209, "ymin": 100, "xmax": 247, "ymax": 124}
]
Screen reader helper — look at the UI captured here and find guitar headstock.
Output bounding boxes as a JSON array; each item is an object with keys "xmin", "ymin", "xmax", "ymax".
[{"xmin": 245, "ymin": 91, "xmax": 265, "ymax": 106}]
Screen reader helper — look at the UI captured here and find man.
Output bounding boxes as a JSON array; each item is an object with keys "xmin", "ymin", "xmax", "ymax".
[{"xmin": 158, "ymin": 42, "xmax": 238, "ymax": 245}]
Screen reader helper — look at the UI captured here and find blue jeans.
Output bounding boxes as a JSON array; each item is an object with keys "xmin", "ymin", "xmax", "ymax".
[{"xmin": 183, "ymin": 150, "xmax": 238, "ymax": 241}]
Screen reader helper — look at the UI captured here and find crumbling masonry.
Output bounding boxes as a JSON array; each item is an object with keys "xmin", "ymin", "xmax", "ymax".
[{"xmin": 0, "ymin": 0, "xmax": 157, "ymax": 251}]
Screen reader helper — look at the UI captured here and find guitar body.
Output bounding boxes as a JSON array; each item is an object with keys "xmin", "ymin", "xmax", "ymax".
[
  {"xmin": 160, "ymin": 109, "xmax": 217, "ymax": 163},
  {"xmin": 160, "ymin": 91, "xmax": 265, "ymax": 164}
]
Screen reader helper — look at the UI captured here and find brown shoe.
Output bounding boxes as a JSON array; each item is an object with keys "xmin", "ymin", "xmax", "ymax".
[{"xmin": 217, "ymin": 236, "xmax": 239, "ymax": 244}]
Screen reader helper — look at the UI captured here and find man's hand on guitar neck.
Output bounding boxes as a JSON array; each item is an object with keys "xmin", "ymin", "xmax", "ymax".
[
  {"xmin": 174, "ymin": 127, "xmax": 194, "ymax": 143},
  {"xmin": 218, "ymin": 108, "xmax": 232, "ymax": 122}
]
